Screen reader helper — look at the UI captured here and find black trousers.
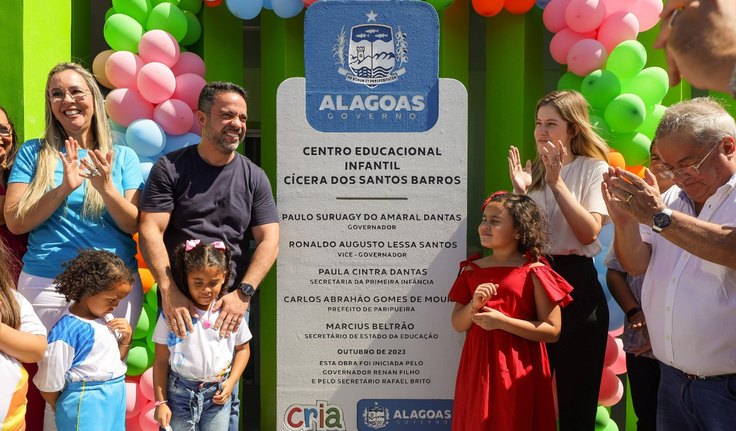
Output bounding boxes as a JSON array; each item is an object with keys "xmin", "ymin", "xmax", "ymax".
[
  {"xmin": 547, "ymin": 254, "xmax": 609, "ymax": 431},
  {"xmin": 626, "ymin": 353, "xmax": 660, "ymax": 431}
]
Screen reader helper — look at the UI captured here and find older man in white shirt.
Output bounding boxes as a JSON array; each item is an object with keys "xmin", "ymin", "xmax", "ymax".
[{"xmin": 601, "ymin": 97, "xmax": 736, "ymax": 431}]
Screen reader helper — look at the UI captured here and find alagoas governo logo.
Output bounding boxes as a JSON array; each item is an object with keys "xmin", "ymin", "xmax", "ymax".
[
  {"xmin": 305, "ymin": 0, "xmax": 439, "ymax": 133},
  {"xmin": 333, "ymin": 11, "xmax": 408, "ymax": 88}
]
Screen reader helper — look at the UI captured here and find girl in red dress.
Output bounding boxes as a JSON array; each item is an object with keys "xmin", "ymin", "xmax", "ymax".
[{"xmin": 449, "ymin": 192, "xmax": 573, "ymax": 431}]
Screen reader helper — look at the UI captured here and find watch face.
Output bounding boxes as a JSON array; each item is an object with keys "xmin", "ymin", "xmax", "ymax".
[
  {"xmin": 239, "ymin": 283, "xmax": 256, "ymax": 296},
  {"xmin": 654, "ymin": 212, "xmax": 671, "ymax": 229}
]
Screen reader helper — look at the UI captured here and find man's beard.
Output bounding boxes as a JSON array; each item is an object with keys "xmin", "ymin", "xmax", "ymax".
[{"xmin": 206, "ymin": 123, "xmax": 241, "ymax": 155}]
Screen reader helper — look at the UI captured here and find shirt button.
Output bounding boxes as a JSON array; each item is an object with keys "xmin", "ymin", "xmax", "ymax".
[{"xmin": 666, "ymin": 307, "xmax": 671, "ymax": 312}]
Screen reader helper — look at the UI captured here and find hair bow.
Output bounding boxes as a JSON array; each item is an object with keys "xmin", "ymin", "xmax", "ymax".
[
  {"xmin": 211, "ymin": 241, "xmax": 226, "ymax": 250},
  {"xmin": 185, "ymin": 239, "xmax": 201, "ymax": 251}
]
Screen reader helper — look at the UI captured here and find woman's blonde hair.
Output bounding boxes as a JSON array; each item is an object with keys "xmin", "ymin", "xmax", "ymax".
[
  {"xmin": 14, "ymin": 62, "xmax": 113, "ymax": 220},
  {"xmin": 529, "ymin": 91, "xmax": 609, "ymax": 192}
]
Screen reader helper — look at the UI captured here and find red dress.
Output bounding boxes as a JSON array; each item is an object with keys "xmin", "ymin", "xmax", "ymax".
[{"xmin": 449, "ymin": 258, "xmax": 573, "ymax": 431}]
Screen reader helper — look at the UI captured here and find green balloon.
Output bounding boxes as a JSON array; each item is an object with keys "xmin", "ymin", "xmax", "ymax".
[
  {"xmin": 145, "ymin": 283, "xmax": 159, "ymax": 309},
  {"xmin": 601, "ymin": 420, "xmax": 619, "ymax": 431},
  {"xmin": 425, "ymin": 0, "xmax": 455, "ymax": 11},
  {"xmin": 181, "ymin": 11, "xmax": 202, "ymax": 46},
  {"xmin": 104, "ymin": 14, "xmax": 144, "ymax": 53},
  {"xmin": 179, "ymin": 0, "xmax": 203, "ymax": 14},
  {"xmin": 604, "ymin": 93, "xmax": 647, "ymax": 133},
  {"xmin": 152, "ymin": 0, "xmax": 180, "ymax": 5},
  {"xmin": 133, "ymin": 303, "xmax": 156, "ymax": 340},
  {"xmin": 104, "ymin": 7, "xmax": 117, "ymax": 22},
  {"xmin": 637, "ymin": 104, "xmax": 667, "ymax": 139},
  {"xmin": 622, "ymin": 67, "xmax": 670, "ymax": 107},
  {"xmin": 126, "ymin": 341, "xmax": 151, "ymax": 376},
  {"xmin": 606, "ymin": 40, "xmax": 647, "ymax": 81},
  {"xmin": 112, "ymin": 0, "xmax": 151, "ymax": 26},
  {"xmin": 147, "ymin": 3, "xmax": 188, "ymax": 42},
  {"xmin": 590, "ymin": 114, "xmax": 612, "ymax": 141},
  {"xmin": 609, "ymin": 132, "xmax": 651, "ymax": 166},
  {"xmin": 595, "ymin": 406, "xmax": 610, "ymax": 426},
  {"xmin": 581, "ymin": 70, "xmax": 621, "ymax": 110},
  {"xmin": 558, "ymin": 71, "xmax": 584, "ymax": 92}
]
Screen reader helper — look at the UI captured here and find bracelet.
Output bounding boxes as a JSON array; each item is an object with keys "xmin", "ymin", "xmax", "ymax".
[
  {"xmin": 155, "ymin": 400, "xmax": 168, "ymax": 406},
  {"xmin": 625, "ymin": 307, "xmax": 642, "ymax": 322}
]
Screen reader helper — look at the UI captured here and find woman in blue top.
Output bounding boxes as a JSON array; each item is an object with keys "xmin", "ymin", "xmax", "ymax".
[{"xmin": 3, "ymin": 62, "xmax": 143, "ymax": 331}]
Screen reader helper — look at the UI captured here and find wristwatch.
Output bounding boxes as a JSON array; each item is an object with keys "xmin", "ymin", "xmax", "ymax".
[
  {"xmin": 652, "ymin": 208, "xmax": 672, "ymax": 233},
  {"xmin": 237, "ymin": 282, "xmax": 256, "ymax": 297}
]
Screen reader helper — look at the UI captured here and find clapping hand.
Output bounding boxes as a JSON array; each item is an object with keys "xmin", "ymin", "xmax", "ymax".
[{"xmin": 508, "ymin": 146, "xmax": 532, "ymax": 194}]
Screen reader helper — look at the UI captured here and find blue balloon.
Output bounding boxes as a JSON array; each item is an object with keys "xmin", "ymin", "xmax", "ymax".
[
  {"xmin": 608, "ymin": 298, "xmax": 625, "ymax": 332},
  {"xmin": 262, "ymin": 0, "xmax": 272, "ymax": 9},
  {"xmin": 226, "ymin": 0, "xmax": 263, "ymax": 20},
  {"xmin": 140, "ymin": 161, "xmax": 154, "ymax": 183},
  {"xmin": 125, "ymin": 119, "xmax": 166, "ymax": 157},
  {"xmin": 163, "ymin": 132, "xmax": 200, "ymax": 154},
  {"xmin": 535, "ymin": 0, "xmax": 551, "ymax": 9},
  {"xmin": 271, "ymin": 0, "xmax": 302, "ymax": 19}
]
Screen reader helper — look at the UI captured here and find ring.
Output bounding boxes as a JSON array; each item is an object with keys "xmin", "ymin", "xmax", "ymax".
[
  {"xmin": 626, "ymin": 194, "xmax": 633, "ymax": 203},
  {"xmin": 90, "ymin": 168, "xmax": 99, "ymax": 177}
]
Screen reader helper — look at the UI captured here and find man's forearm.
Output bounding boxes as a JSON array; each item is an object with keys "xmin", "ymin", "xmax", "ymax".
[{"xmin": 659, "ymin": 211, "xmax": 736, "ymax": 270}]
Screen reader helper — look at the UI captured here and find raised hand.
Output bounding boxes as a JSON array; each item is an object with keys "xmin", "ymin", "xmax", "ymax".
[
  {"xmin": 80, "ymin": 149, "xmax": 114, "ymax": 191},
  {"xmin": 58, "ymin": 138, "xmax": 84, "ymax": 192},
  {"xmin": 537, "ymin": 140, "xmax": 566, "ymax": 186},
  {"xmin": 508, "ymin": 146, "xmax": 532, "ymax": 194}
]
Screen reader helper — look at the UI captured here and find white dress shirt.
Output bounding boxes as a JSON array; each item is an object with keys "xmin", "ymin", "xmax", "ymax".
[{"xmin": 639, "ymin": 173, "xmax": 736, "ymax": 376}]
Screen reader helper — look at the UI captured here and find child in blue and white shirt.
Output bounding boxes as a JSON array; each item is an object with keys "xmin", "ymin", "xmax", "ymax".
[
  {"xmin": 153, "ymin": 240, "xmax": 251, "ymax": 431},
  {"xmin": 34, "ymin": 250, "xmax": 133, "ymax": 431}
]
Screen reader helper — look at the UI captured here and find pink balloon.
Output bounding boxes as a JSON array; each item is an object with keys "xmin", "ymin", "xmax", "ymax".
[
  {"xmin": 609, "ymin": 338, "xmax": 628, "ymax": 375},
  {"xmin": 609, "ymin": 325, "xmax": 624, "ymax": 337},
  {"xmin": 550, "ymin": 28, "xmax": 596, "ymax": 64},
  {"xmin": 125, "ymin": 381, "xmax": 145, "ymax": 418},
  {"xmin": 171, "ymin": 52, "xmax": 206, "ymax": 77},
  {"xmin": 126, "ymin": 416, "xmax": 144, "ymax": 431},
  {"xmin": 138, "ymin": 401, "xmax": 158, "ymax": 431},
  {"xmin": 565, "ymin": 0, "xmax": 606, "ymax": 33},
  {"xmin": 599, "ymin": 368, "xmax": 624, "ymax": 406},
  {"xmin": 189, "ymin": 110, "xmax": 202, "ymax": 135},
  {"xmin": 630, "ymin": 0, "xmax": 663, "ymax": 32},
  {"xmin": 597, "ymin": 11, "xmax": 640, "ymax": 53},
  {"xmin": 105, "ymin": 88, "xmax": 155, "ymax": 127},
  {"xmin": 138, "ymin": 368, "xmax": 154, "ymax": 402},
  {"xmin": 137, "ymin": 62, "xmax": 177, "ymax": 104},
  {"xmin": 601, "ymin": 0, "xmax": 636, "ymax": 16},
  {"xmin": 92, "ymin": 50, "xmax": 115, "ymax": 89},
  {"xmin": 106, "ymin": 51, "xmax": 144, "ymax": 90},
  {"xmin": 603, "ymin": 333, "xmax": 617, "ymax": 367},
  {"xmin": 139, "ymin": 30, "xmax": 181, "ymax": 68},
  {"xmin": 154, "ymin": 99, "xmax": 194, "ymax": 135},
  {"xmin": 173, "ymin": 73, "xmax": 207, "ymax": 110},
  {"xmin": 543, "ymin": 0, "xmax": 572, "ymax": 33},
  {"xmin": 567, "ymin": 39, "xmax": 608, "ymax": 76}
]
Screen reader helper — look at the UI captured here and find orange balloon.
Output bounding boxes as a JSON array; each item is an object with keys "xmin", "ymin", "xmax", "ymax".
[
  {"xmin": 625, "ymin": 164, "xmax": 646, "ymax": 178},
  {"xmin": 139, "ymin": 268, "xmax": 155, "ymax": 294},
  {"xmin": 132, "ymin": 233, "xmax": 147, "ymax": 269},
  {"xmin": 473, "ymin": 0, "xmax": 504, "ymax": 16},
  {"xmin": 504, "ymin": 0, "xmax": 535, "ymax": 14},
  {"xmin": 607, "ymin": 150, "xmax": 625, "ymax": 169}
]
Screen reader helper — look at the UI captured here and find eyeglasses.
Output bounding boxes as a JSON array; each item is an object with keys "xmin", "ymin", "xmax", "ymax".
[
  {"xmin": 659, "ymin": 143, "xmax": 719, "ymax": 180},
  {"xmin": 0, "ymin": 124, "xmax": 11, "ymax": 137},
  {"xmin": 48, "ymin": 88, "xmax": 89, "ymax": 103}
]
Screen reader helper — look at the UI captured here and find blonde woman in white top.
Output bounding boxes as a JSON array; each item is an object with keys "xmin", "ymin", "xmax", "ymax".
[{"xmin": 508, "ymin": 90, "xmax": 610, "ymax": 431}]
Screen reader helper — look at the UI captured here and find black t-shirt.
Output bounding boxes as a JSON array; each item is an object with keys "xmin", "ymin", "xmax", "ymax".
[{"xmin": 141, "ymin": 145, "xmax": 279, "ymax": 290}]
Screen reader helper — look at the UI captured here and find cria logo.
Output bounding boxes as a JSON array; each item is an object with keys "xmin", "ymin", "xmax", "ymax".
[
  {"xmin": 304, "ymin": 0, "xmax": 439, "ymax": 133},
  {"xmin": 284, "ymin": 400, "xmax": 346, "ymax": 431}
]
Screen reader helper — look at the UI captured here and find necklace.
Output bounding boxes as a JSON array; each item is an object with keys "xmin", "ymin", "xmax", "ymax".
[{"xmin": 543, "ymin": 157, "xmax": 575, "ymax": 244}]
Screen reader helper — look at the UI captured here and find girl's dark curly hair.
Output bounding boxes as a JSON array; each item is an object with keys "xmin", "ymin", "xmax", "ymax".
[
  {"xmin": 0, "ymin": 241, "xmax": 20, "ymax": 329},
  {"xmin": 55, "ymin": 249, "xmax": 135, "ymax": 303},
  {"xmin": 171, "ymin": 241, "xmax": 232, "ymax": 301},
  {"xmin": 483, "ymin": 192, "xmax": 550, "ymax": 262}
]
